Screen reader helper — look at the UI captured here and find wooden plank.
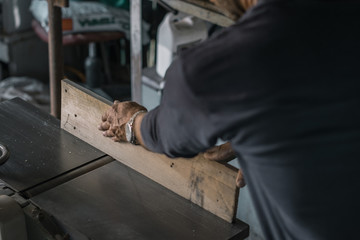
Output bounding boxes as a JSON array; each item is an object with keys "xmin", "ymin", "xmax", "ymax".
[
  {"xmin": 53, "ymin": 0, "xmax": 69, "ymax": 7},
  {"xmin": 184, "ymin": 0, "xmax": 234, "ymax": 17},
  {"xmin": 61, "ymin": 79, "xmax": 239, "ymax": 223},
  {"xmin": 162, "ymin": 0, "xmax": 235, "ymax": 27}
]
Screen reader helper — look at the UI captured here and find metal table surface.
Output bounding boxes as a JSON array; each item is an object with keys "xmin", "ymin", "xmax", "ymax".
[
  {"xmin": 0, "ymin": 98, "xmax": 249, "ymax": 239},
  {"xmin": 0, "ymin": 98, "xmax": 105, "ymax": 193},
  {"xmin": 31, "ymin": 160, "xmax": 249, "ymax": 240}
]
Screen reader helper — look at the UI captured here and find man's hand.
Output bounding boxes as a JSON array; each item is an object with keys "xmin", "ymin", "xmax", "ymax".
[
  {"xmin": 236, "ymin": 169, "xmax": 246, "ymax": 188},
  {"xmin": 203, "ymin": 142, "xmax": 246, "ymax": 188},
  {"xmin": 203, "ymin": 142, "xmax": 237, "ymax": 163},
  {"xmin": 98, "ymin": 101, "xmax": 147, "ymax": 142},
  {"xmin": 239, "ymin": 0, "xmax": 258, "ymax": 10}
]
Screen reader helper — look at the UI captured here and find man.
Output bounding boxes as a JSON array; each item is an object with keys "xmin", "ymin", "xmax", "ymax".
[{"xmin": 99, "ymin": 0, "xmax": 360, "ymax": 239}]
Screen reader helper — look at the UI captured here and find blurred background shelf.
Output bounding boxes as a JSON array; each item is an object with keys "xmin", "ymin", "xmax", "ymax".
[{"xmin": 160, "ymin": 0, "xmax": 235, "ymax": 27}]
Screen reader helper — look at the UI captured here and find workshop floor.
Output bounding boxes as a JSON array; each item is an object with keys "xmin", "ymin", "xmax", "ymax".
[{"xmin": 0, "ymin": 77, "xmax": 51, "ymax": 113}]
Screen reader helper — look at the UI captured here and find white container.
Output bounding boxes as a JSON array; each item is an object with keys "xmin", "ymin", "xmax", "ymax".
[
  {"xmin": 156, "ymin": 12, "xmax": 208, "ymax": 78},
  {"xmin": 0, "ymin": 0, "xmax": 33, "ymax": 34}
]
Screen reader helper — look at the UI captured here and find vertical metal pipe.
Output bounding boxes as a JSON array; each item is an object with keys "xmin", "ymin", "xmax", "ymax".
[
  {"xmin": 47, "ymin": 0, "xmax": 64, "ymax": 118},
  {"xmin": 130, "ymin": 0, "xmax": 143, "ymax": 104}
]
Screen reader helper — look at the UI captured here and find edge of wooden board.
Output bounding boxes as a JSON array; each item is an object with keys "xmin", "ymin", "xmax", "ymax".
[{"xmin": 162, "ymin": 0, "xmax": 235, "ymax": 27}]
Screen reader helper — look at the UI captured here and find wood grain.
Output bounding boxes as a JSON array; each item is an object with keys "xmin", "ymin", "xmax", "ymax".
[
  {"xmin": 184, "ymin": 0, "xmax": 241, "ymax": 19},
  {"xmin": 162, "ymin": 0, "xmax": 234, "ymax": 27},
  {"xmin": 61, "ymin": 79, "xmax": 239, "ymax": 223},
  {"xmin": 53, "ymin": 0, "xmax": 69, "ymax": 7}
]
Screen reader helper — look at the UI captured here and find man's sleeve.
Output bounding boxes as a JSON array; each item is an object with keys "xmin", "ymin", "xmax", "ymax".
[{"xmin": 140, "ymin": 58, "xmax": 218, "ymax": 158}]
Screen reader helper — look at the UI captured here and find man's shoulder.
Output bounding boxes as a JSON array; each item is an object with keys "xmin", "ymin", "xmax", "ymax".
[
  {"xmin": 177, "ymin": 19, "xmax": 266, "ymax": 92},
  {"xmin": 178, "ymin": 1, "xmax": 283, "ymax": 83}
]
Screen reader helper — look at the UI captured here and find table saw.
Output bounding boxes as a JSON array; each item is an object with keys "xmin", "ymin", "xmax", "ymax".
[{"xmin": 0, "ymin": 97, "xmax": 249, "ymax": 239}]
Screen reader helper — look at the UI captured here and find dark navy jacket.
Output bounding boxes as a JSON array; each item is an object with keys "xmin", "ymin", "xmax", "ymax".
[{"xmin": 141, "ymin": 0, "xmax": 360, "ymax": 239}]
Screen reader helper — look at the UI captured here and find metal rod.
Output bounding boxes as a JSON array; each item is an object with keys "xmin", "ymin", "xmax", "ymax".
[
  {"xmin": 157, "ymin": 0, "xmax": 178, "ymax": 14},
  {"xmin": 130, "ymin": 0, "xmax": 143, "ymax": 104},
  {"xmin": 48, "ymin": 0, "xmax": 65, "ymax": 118},
  {"xmin": 0, "ymin": 143, "xmax": 9, "ymax": 165}
]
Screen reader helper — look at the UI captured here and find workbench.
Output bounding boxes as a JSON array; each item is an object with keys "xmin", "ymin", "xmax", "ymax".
[{"xmin": 0, "ymin": 98, "xmax": 249, "ymax": 239}]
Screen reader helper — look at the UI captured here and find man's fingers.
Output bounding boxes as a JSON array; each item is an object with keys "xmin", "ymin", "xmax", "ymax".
[
  {"xmin": 98, "ymin": 121, "xmax": 110, "ymax": 131},
  {"xmin": 103, "ymin": 129, "xmax": 115, "ymax": 137},
  {"xmin": 102, "ymin": 125, "xmax": 126, "ymax": 143},
  {"xmin": 243, "ymin": 0, "xmax": 258, "ymax": 10},
  {"xmin": 107, "ymin": 115, "xmax": 115, "ymax": 124},
  {"xmin": 203, "ymin": 142, "xmax": 236, "ymax": 163},
  {"xmin": 236, "ymin": 169, "xmax": 246, "ymax": 188},
  {"xmin": 111, "ymin": 136, "xmax": 120, "ymax": 142},
  {"xmin": 101, "ymin": 111, "xmax": 109, "ymax": 122},
  {"xmin": 203, "ymin": 146, "xmax": 220, "ymax": 161},
  {"xmin": 112, "ymin": 100, "xmax": 121, "ymax": 112}
]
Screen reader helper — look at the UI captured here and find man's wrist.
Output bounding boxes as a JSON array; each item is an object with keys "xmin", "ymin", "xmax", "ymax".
[
  {"xmin": 125, "ymin": 110, "xmax": 147, "ymax": 144},
  {"xmin": 133, "ymin": 112, "xmax": 146, "ymax": 146}
]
